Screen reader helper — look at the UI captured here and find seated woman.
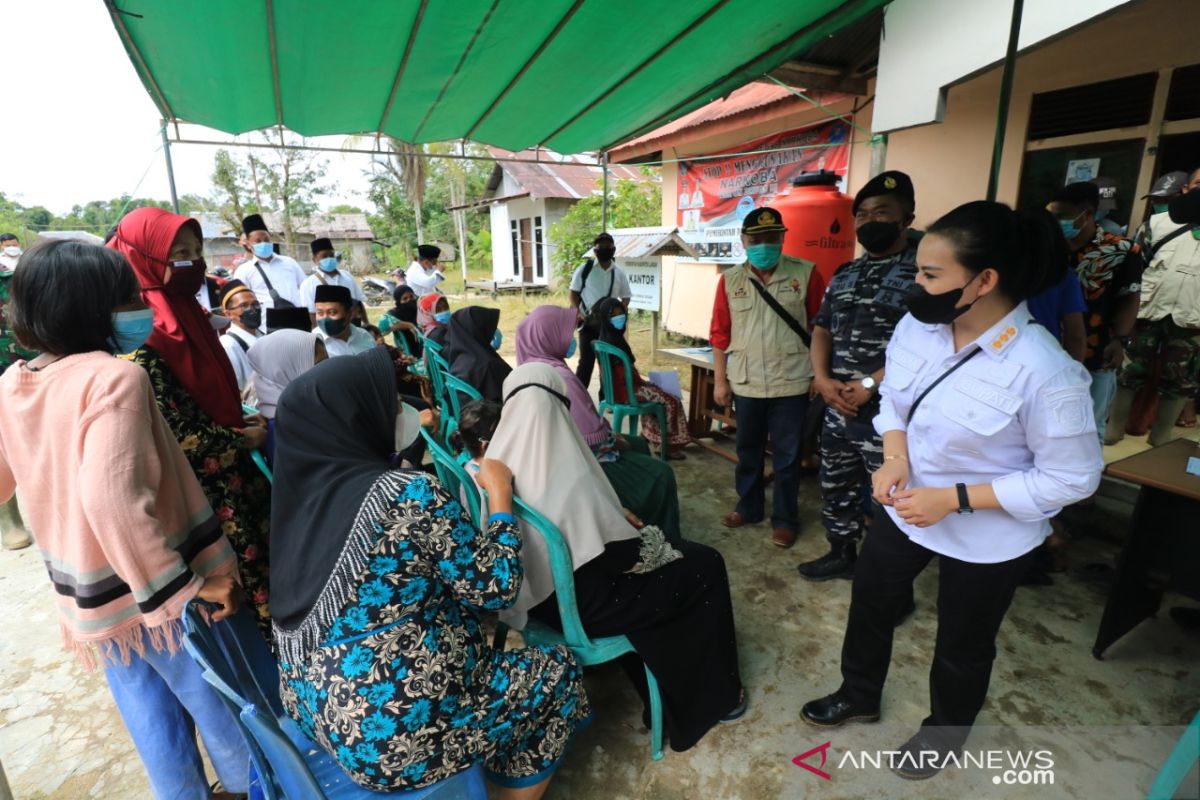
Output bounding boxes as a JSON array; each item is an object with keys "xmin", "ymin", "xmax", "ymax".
[
  {"xmin": 445, "ymin": 306, "xmax": 511, "ymax": 402},
  {"xmin": 245, "ymin": 329, "xmax": 327, "ymax": 464},
  {"xmin": 517, "ymin": 305, "xmax": 681, "ymax": 542},
  {"xmin": 589, "ymin": 297, "xmax": 691, "ymax": 459},
  {"xmin": 377, "ymin": 285, "xmax": 423, "ymax": 356},
  {"xmin": 270, "ymin": 349, "xmax": 591, "ymax": 798},
  {"xmin": 419, "ymin": 292, "xmax": 451, "ymax": 346},
  {"xmin": 109, "ymin": 207, "xmax": 274, "ymax": 633},
  {"xmin": 481, "ymin": 363, "xmax": 744, "ymax": 752}
]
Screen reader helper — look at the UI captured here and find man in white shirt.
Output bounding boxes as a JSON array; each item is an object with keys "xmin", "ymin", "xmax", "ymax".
[
  {"xmin": 232, "ymin": 213, "xmax": 307, "ymax": 331},
  {"xmin": 299, "ymin": 237, "xmax": 365, "ymax": 326},
  {"xmin": 216, "ymin": 279, "xmax": 262, "ymax": 392},
  {"xmin": 313, "ymin": 284, "xmax": 376, "ymax": 357},
  {"xmin": 569, "ymin": 231, "xmax": 632, "ymax": 387},
  {"xmin": 405, "ymin": 244, "xmax": 444, "ymax": 297}
]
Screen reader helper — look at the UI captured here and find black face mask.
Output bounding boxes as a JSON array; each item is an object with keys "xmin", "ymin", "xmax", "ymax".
[
  {"xmin": 856, "ymin": 220, "xmax": 903, "ymax": 254},
  {"xmin": 594, "ymin": 247, "xmax": 616, "ymax": 261},
  {"xmin": 904, "ymin": 272, "xmax": 981, "ymax": 325},
  {"xmin": 239, "ymin": 307, "xmax": 263, "ymax": 330},
  {"xmin": 1167, "ymin": 189, "xmax": 1200, "ymax": 225}
]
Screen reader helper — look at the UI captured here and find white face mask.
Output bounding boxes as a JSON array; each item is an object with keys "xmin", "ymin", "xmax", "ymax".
[
  {"xmin": 2, "ymin": 246, "xmax": 20, "ymax": 258},
  {"xmin": 394, "ymin": 401, "xmax": 422, "ymax": 453}
]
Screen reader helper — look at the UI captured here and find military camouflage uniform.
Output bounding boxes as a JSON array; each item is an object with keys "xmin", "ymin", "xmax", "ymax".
[
  {"xmin": 811, "ymin": 245, "xmax": 917, "ymax": 543},
  {"xmin": 0, "ymin": 272, "xmax": 36, "ymax": 373}
]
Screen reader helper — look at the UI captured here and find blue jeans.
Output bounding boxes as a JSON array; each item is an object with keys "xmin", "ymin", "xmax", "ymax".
[
  {"xmin": 1089, "ymin": 369, "xmax": 1118, "ymax": 445},
  {"xmin": 103, "ymin": 619, "xmax": 250, "ymax": 799},
  {"xmin": 733, "ymin": 393, "xmax": 808, "ymax": 530}
]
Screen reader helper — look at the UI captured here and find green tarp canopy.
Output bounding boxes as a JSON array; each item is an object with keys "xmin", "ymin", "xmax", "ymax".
[{"xmin": 107, "ymin": 0, "xmax": 885, "ymax": 153}]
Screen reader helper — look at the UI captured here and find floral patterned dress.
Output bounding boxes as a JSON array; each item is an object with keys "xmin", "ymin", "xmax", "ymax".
[
  {"xmin": 276, "ymin": 472, "xmax": 591, "ymax": 791},
  {"xmin": 132, "ymin": 346, "xmax": 273, "ymax": 633}
]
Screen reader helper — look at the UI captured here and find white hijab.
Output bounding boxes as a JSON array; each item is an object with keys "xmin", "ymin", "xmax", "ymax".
[
  {"xmin": 246, "ymin": 330, "xmax": 322, "ymax": 419},
  {"xmin": 488, "ymin": 363, "xmax": 640, "ymax": 629}
]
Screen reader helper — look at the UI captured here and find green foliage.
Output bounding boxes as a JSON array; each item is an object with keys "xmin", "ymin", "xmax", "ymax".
[
  {"xmin": 327, "ymin": 203, "xmax": 365, "ymax": 214},
  {"xmin": 548, "ymin": 173, "xmax": 661, "ymax": 280}
]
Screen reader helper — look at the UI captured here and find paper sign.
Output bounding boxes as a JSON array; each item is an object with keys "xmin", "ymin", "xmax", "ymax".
[
  {"xmin": 618, "ymin": 258, "xmax": 661, "ymax": 312},
  {"xmin": 1186, "ymin": 456, "xmax": 1200, "ymax": 477}
]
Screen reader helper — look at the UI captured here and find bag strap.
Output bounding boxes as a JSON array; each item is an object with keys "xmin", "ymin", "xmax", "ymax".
[
  {"xmin": 578, "ymin": 259, "xmax": 595, "ymax": 312},
  {"xmin": 253, "ymin": 261, "xmax": 295, "ymax": 308},
  {"xmin": 906, "ymin": 348, "xmax": 982, "ymax": 425},
  {"xmin": 1148, "ymin": 223, "xmax": 1197, "ymax": 260},
  {"xmin": 747, "ymin": 276, "xmax": 812, "ymax": 349}
]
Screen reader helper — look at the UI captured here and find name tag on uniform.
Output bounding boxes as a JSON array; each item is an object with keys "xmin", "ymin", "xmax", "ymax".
[{"xmin": 955, "ymin": 376, "xmax": 1023, "ymax": 415}]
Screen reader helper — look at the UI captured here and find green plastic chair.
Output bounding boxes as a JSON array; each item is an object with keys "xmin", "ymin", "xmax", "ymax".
[
  {"xmin": 512, "ymin": 496, "xmax": 665, "ymax": 761},
  {"xmin": 423, "ymin": 341, "xmax": 453, "ymax": 438},
  {"xmin": 444, "ymin": 373, "xmax": 484, "ymax": 426},
  {"xmin": 241, "ymin": 404, "xmax": 274, "ymax": 483},
  {"xmin": 1148, "ymin": 711, "xmax": 1200, "ymax": 799},
  {"xmin": 592, "ymin": 340, "xmax": 668, "ymax": 461},
  {"xmin": 420, "ymin": 428, "xmax": 484, "ymax": 530}
]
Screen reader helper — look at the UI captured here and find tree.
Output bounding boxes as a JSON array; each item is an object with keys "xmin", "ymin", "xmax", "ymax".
[
  {"xmin": 253, "ymin": 132, "xmax": 330, "ymax": 251},
  {"xmin": 327, "ymin": 204, "xmax": 364, "ymax": 214},
  {"xmin": 548, "ymin": 171, "xmax": 662, "ymax": 280},
  {"xmin": 211, "ymin": 149, "xmax": 255, "ymax": 234}
]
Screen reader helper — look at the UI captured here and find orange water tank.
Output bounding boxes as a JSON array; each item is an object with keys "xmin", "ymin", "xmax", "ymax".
[{"xmin": 774, "ymin": 171, "xmax": 855, "ymax": 283}]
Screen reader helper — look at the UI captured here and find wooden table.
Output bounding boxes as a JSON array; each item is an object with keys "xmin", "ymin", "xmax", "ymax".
[
  {"xmin": 657, "ymin": 347, "xmax": 740, "ymax": 463},
  {"xmin": 1093, "ymin": 438, "xmax": 1200, "ymax": 658}
]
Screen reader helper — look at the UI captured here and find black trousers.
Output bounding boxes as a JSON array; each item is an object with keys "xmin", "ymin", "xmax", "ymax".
[
  {"xmin": 838, "ymin": 510, "xmax": 1035, "ymax": 748},
  {"xmin": 575, "ymin": 322, "xmax": 599, "ymax": 390}
]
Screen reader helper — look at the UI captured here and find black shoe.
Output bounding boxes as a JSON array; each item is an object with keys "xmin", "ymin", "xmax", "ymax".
[
  {"xmin": 892, "ymin": 729, "xmax": 956, "ymax": 780},
  {"xmin": 800, "ymin": 691, "xmax": 879, "ymax": 727},
  {"xmin": 797, "ymin": 540, "xmax": 856, "ymax": 582},
  {"xmin": 894, "ymin": 597, "xmax": 916, "ymax": 627},
  {"xmin": 1169, "ymin": 606, "xmax": 1200, "ymax": 629}
]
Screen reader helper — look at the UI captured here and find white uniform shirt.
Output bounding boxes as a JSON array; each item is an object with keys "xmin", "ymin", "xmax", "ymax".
[
  {"xmin": 405, "ymin": 261, "xmax": 444, "ymax": 297},
  {"xmin": 299, "ymin": 270, "xmax": 365, "ymax": 313},
  {"xmin": 569, "ymin": 260, "xmax": 632, "ymax": 314},
  {"xmin": 315, "ymin": 324, "xmax": 376, "ymax": 358},
  {"xmin": 233, "ymin": 254, "xmax": 307, "ymax": 330},
  {"xmin": 219, "ymin": 324, "xmax": 260, "ymax": 390},
  {"xmin": 874, "ymin": 303, "xmax": 1102, "ymax": 563}
]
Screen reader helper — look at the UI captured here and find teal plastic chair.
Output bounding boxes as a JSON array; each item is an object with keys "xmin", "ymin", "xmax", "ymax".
[
  {"xmin": 242, "ymin": 404, "xmax": 274, "ymax": 483},
  {"xmin": 1148, "ymin": 711, "xmax": 1200, "ymax": 799},
  {"xmin": 512, "ymin": 496, "xmax": 665, "ymax": 761},
  {"xmin": 422, "ymin": 342, "xmax": 452, "ymax": 438},
  {"xmin": 592, "ymin": 340, "xmax": 668, "ymax": 461},
  {"xmin": 444, "ymin": 374, "xmax": 483, "ymax": 426},
  {"xmin": 420, "ymin": 428, "xmax": 484, "ymax": 530}
]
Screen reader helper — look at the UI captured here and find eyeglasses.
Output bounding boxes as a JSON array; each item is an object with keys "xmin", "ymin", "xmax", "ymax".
[{"xmin": 228, "ymin": 301, "xmax": 261, "ymax": 313}]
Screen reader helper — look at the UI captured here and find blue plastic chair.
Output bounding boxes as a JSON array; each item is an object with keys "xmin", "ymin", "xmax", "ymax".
[
  {"xmin": 1148, "ymin": 711, "xmax": 1200, "ymax": 799},
  {"xmin": 181, "ymin": 602, "xmax": 487, "ymax": 799},
  {"xmin": 242, "ymin": 404, "xmax": 275, "ymax": 483},
  {"xmin": 592, "ymin": 340, "xmax": 669, "ymax": 461},
  {"xmin": 512, "ymin": 497, "xmax": 665, "ymax": 761}
]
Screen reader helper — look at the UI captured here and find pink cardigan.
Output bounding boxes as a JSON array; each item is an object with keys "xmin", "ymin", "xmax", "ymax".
[{"xmin": 0, "ymin": 353, "xmax": 238, "ymax": 668}]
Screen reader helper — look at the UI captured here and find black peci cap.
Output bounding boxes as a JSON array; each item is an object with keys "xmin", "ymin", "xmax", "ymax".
[
  {"xmin": 310, "ymin": 237, "xmax": 333, "ymax": 255},
  {"xmin": 741, "ymin": 206, "xmax": 787, "ymax": 234},
  {"xmin": 242, "ymin": 213, "xmax": 268, "ymax": 235},
  {"xmin": 266, "ymin": 306, "xmax": 313, "ymax": 333},
  {"xmin": 853, "ymin": 170, "xmax": 915, "ymax": 214}
]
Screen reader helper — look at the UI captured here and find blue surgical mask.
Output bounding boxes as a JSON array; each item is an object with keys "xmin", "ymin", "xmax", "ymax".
[
  {"xmin": 108, "ymin": 308, "xmax": 154, "ymax": 354},
  {"xmin": 434, "ymin": 310, "xmax": 452, "ymax": 325},
  {"xmin": 610, "ymin": 314, "xmax": 627, "ymax": 331},
  {"xmin": 491, "ymin": 330, "xmax": 503, "ymax": 350},
  {"xmin": 1153, "ymin": 203, "xmax": 1169, "ymax": 214},
  {"xmin": 1058, "ymin": 220, "xmax": 1081, "ymax": 240},
  {"xmin": 252, "ymin": 241, "xmax": 275, "ymax": 259},
  {"xmin": 565, "ymin": 337, "xmax": 578, "ymax": 359},
  {"xmin": 318, "ymin": 257, "xmax": 339, "ymax": 273},
  {"xmin": 746, "ymin": 243, "xmax": 782, "ymax": 269}
]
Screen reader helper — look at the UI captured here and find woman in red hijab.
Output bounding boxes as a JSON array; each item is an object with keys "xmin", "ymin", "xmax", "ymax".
[
  {"xmin": 109, "ymin": 207, "xmax": 273, "ymax": 636},
  {"xmin": 419, "ymin": 292, "xmax": 451, "ymax": 346}
]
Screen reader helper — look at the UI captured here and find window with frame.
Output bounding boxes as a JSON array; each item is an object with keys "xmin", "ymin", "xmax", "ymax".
[
  {"xmin": 534, "ymin": 216, "xmax": 545, "ymax": 279},
  {"xmin": 510, "ymin": 220, "xmax": 520, "ymax": 276}
]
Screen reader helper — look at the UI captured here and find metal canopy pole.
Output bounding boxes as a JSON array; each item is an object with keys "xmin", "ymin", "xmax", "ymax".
[
  {"xmin": 160, "ymin": 120, "xmax": 180, "ymax": 213},
  {"xmin": 601, "ymin": 151, "xmax": 610, "ymax": 230},
  {"xmin": 986, "ymin": 0, "xmax": 1024, "ymax": 202}
]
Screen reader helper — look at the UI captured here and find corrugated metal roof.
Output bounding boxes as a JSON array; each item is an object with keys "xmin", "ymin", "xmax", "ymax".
[
  {"xmin": 609, "ymin": 226, "xmax": 698, "ymax": 259},
  {"xmin": 195, "ymin": 212, "xmax": 375, "ymax": 240},
  {"xmin": 485, "ymin": 147, "xmax": 649, "ymax": 200}
]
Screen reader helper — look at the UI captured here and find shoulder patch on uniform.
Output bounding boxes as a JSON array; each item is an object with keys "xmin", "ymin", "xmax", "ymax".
[
  {"xmin": 889, "ymin": 345, "xmax": 925, "ymax": 374},
  {"xmin": 988, "ymin": 324, "xmax": 1019, "ymax": 355},
  {"xmin": 733, "ymin": 286, "xmax": 748, "ymax": 298},
  {"xmin": 955, "ymin": 376, "xmax": 1023, "ymax": 415},
  {"xmin": 1044, "ymin": 386, "xmax": 1092, "ymax": 438}
]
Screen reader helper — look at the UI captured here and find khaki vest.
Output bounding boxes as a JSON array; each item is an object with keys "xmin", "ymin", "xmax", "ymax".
[
  {"xmin": 723, "ymin": 255, "xmax": 815, "ymax": 398},
  {"xmin": 1139, "ymin": 212, "xmax": 1200, "ymax": 329}
]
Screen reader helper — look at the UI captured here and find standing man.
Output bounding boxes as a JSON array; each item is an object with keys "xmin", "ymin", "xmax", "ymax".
[
  {"xmin": 405, "ymin": 244, "xmax": 444, "ymax": 297},
  {"xmin": 711, "ymin": 207, "xmax": 821, "ymax": 549},
  {"xmin": 216, "ymin": 279, "xmax": 263, "ymax": 393},
  {"xmin": 799, "ymin": 172, "xmax": 919, "ymax": 580},
  {"xmin": 1107, "ymin": 166, "xmax": 1200, "ymax": 446},
  {"xmin": 313, "ymin": 285, "xmax": 376, "ymax": 357},
  {"xmin": 0, "ymin": 233, "xmax": 33, "ymax": 550},
  {"xmin": 299, "ymin": 237, "xmax": 365, "ymax": 326},
  {"xmin": 569, "ymin": 232, "xmax": 631, "ymax": 388},
  {"xmin": 233, "ymin": 213, "xmax": 307, "ymax": 330},
  {"xmin": 1046, "ymin": 181, "xmax": 1141, "ymax": 440}
]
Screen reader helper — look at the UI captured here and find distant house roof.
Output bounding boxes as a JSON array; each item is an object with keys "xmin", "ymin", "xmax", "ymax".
[
  {"xmin": 481, "ymin": 147, "xmax": 649, "ymax": 201},
  {"xmin": 609, "ymin": 83, "xmax": 850, "ymax": 163},
  {"xmin": 194, "ymin": 212, "xmax": 374, "ymax": 240},
  {"xmin": 608, "ymin": 226, "xmax": 698, "ymax": 259}
]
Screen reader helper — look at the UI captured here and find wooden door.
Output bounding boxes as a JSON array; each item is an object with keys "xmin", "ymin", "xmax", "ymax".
[{"xmin": 519, "ymin": 218, "xmax": 533, "ymax": 283}]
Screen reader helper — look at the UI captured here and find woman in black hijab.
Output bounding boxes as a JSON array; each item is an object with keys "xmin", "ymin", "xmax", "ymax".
[
  {"xmin": 269, "ymin": 348, "xmax": 591, "ymax": 796},
  {"xmin": 377, "ymin": 284, "xmax": 422, "ymax": 357},
  {"xmin": 444, "ymin": 306, "xmax": 512, "ymax": 402}
]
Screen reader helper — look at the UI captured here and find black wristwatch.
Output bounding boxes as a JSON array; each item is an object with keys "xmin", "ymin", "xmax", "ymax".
[{"xmin": 955, "ymin": 483, "xmax": 973, "ymax": 515}]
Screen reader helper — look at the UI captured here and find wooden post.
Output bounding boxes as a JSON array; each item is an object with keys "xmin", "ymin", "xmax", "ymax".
[{"xmin": 651, "ymin": 311, "xmax": 660, "ymax": 364}]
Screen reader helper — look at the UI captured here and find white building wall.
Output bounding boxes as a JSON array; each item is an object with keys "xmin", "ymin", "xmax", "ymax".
[{"xmin": 488, "ymin": 200, "xmax": 513, "ymax": 282}]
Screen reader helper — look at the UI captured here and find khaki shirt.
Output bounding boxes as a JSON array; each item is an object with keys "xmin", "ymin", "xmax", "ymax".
[
  {"xmin": 1138, "ymin": 212, "xmax": 1200, "ymax": 329},
  {"xmin": 723, "ymin": 255, "xmax": 815, "ymax": 398}
]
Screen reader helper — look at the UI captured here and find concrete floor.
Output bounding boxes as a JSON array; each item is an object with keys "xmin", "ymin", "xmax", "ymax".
[{"xmin": 2, "ymin": 429, "xmax": 1199, "ymax": 799}]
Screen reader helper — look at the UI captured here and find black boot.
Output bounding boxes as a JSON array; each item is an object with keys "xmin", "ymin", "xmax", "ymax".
[{"xmin": 797, "ymin": 539, "xmax": 856, "ymax": 582}]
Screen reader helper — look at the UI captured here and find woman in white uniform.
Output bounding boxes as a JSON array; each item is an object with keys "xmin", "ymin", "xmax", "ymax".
[{"xmin": 801, "ymin": 201, "xmax": 1103, "ymax": 779}]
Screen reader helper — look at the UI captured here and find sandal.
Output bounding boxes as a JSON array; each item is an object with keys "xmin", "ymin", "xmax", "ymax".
[{"xmin": 720, "ymin": 688, "xmax": 749, "ymax": 724}]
